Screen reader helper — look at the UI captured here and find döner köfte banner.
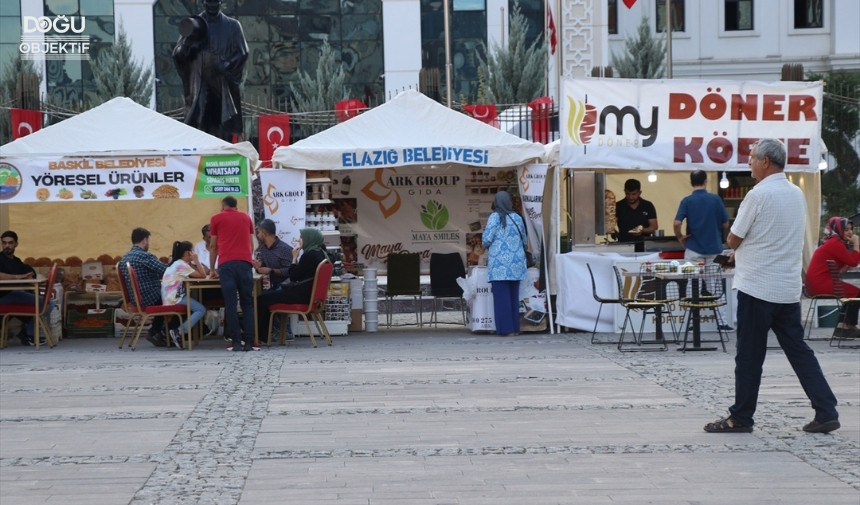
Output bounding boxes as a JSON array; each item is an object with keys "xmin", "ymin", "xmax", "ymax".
[
  {"xmin": 560, "ymin": 78, "xmax": 822, "ymax": 171},
  {"xmin": 0, "ymin": 154, "xmax": 249, "ymax": 202}
]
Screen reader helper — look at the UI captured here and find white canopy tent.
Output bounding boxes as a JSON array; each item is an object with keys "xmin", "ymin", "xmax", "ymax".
[
  {"xmin": 0, "ymin": 97, "xmax": 259, "ymax": 261},
  {"xmin": 272, "ymin": 89, "xmax": 545, "ymax": 170}
]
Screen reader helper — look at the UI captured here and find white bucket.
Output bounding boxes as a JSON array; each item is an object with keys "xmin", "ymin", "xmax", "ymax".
[
  {"xmin": 364, "ymin": 298, "xmax": 378, "ymax": 312},
  {"xmin": 363, "ymin": 268, "xmax": 377, "ymax": 280},
  {"xmin": 365, "ymin": 310, "xmax": 378, "ymax": 332}
]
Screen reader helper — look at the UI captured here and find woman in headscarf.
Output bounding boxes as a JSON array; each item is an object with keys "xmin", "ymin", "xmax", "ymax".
[
  {"xmin": 481, "ymin": 191, "xmax": 528, "ymax": 336},
  {"xmin": 257, "ymin": 227, "xmax": 330, "ymax": 340},
  {"xmin": 806, "ymin": 217, "xmax": 860, "ymax": 337}
]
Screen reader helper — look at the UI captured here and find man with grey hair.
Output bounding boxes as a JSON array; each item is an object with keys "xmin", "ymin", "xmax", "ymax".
[{"xmin": 704, "ymin": 138, "xmax": 840, "ymax": 434}]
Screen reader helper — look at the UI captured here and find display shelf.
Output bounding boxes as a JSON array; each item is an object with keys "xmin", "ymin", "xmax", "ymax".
[
  {"xmin": 307, "ymin": 199, "xmax": 333, "ymax": 205},
  {"xmin": 64, "ymin": 291, "xmax": 123, "ymax": 338},
  {"xmin": 306, "ymin": 177, "xmax": 331, "ymax": 184}
]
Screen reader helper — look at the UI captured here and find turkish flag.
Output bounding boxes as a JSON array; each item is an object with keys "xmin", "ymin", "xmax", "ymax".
[
  {"xmin": 335, "ymin": 98, "xmax": 367, "ymax": 123},
  {"xmin": 11, "ymin": 108, "xmax": 41, "ymax": 139},
  {"xmin": 462, "ymin": 104, "xmax": 499, "ymax": 127},
  {"xmin": 547, "ymin": 4, "xmax": 558, "ymax": 55},
  {"xmin": 258, "ymin": 114, "xmax": 290, "ymax": 168}
]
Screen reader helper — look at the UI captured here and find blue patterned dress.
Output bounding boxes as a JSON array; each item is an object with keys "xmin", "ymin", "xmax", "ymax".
[{"xmin": 482, "ymin": 212, "xmax": 528, "ymax": 282}]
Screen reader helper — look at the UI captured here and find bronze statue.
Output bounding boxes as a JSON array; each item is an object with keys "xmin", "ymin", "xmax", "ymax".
[{"xmin": 173, "ymin": 0, "xmax": 248, "ymax": 141}]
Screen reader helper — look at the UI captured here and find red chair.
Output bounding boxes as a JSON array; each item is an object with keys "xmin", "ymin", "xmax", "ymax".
[
  {"xmin": 0, "ymin": 265, "xmax": 59, "ymax": 349},
  {"xmin": 267, "ymin": 260, "xmax": 333, "ymax": 348},
  {"xmin": 116, "ymin": 262, "xmax": 147, "ymax": 349},
  {"xmin": 126, "ymin": 262, "xmax": 187, "ymax": 350},
  {"xmin": 825, "ymin": 259, "xmax": 860, "ymax": 348}
]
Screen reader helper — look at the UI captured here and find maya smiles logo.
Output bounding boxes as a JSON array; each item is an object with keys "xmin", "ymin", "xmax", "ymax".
[
  {"xmin": 419, "ymin": 200, "xmax": 449, "ymax": 230},
  {"xmin": 566, "ymin": 97, "xmax": 597, "ymax": 146},
  {"xmin": 20, "ymin": 15, "xmax": 90, "ymax": 60}
]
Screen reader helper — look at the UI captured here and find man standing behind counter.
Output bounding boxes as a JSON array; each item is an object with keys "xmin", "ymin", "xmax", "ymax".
[
  {"xmin": 674, "ymin": 170, "xmax": 732, "ymax": 330},
  {"xmin": 615, "ymin": 178, "xmax": 658, "ymax": 252}
]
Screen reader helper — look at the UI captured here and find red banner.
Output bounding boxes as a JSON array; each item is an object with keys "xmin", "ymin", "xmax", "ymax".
[
  {"xmin": 335, "ymin": 99, "xmax": 367, "ymax": 123},
  {"xmin": 462, "ymin": 104, "xmax": 499, "ymax": 127},
  {"xmin": 528, "ymin": 96, "xmax": 553, "ymax": 145},
  {"xmin": 11, "ymin": 108, "xmax": 41, "ymax": 139},
  {"xmin": 258, "ymin": 114, "xmax": 290, "ymax": 168}
]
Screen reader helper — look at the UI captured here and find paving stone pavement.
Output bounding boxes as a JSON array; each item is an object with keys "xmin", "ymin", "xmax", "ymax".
[{"xmin": 0, "ymin": 320, "xmax": 857, "ymax": 505}]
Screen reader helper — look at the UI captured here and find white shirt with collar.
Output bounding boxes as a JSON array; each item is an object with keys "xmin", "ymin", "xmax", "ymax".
[{"xmin": 730, "ymin": 172, "xmax": 805, "ymax": 304}]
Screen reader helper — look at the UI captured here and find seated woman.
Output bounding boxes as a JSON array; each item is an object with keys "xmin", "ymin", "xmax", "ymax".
[
  {"xmin": 257, "ymin": 228, "xmax": 330, "ymax": 340},
  {"xmin": 806, "ymin": 217, "xmax": 860, "ymax": 338},
  {"xmin": 161, "ymin": 240, "xmax": 208, "ymax": 348}
]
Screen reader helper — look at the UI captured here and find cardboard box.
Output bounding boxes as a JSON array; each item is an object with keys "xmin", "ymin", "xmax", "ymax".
[
  {"xmin": 81, "ymin": 261, "xmax": 104, "ymax": 282},
  {"xmin": 348, "ymin": 309, "xmax": 363, "ymax": 331}
]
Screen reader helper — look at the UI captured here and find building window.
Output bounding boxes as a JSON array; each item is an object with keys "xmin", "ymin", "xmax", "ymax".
[
  {"xmin": 725, "ymin": 0, "xmax": 753, "ymax": 30},
  {"xmin": 656, "ymin": 0, "xmax": 685, "ymax": 33},
  {"xmin": 608, "ymin": 0, "xmax": 618, "ymax": 35},
  {"xmin": 794, "ymin": 0, "xmax": 823, "ymax": 29}
]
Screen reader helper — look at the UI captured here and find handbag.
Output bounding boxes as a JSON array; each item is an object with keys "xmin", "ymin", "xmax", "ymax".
[{"xmin": 513, "ymin": 219, "xmax": 537, "ymax": 268}]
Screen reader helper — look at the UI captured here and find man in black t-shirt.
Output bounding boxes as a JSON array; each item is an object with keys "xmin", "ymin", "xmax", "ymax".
[
  {"xmin": 615, "ymin": 179, "xmax": 658, "ymax": 252},
  {"xmin": 0, "ymin": 230, "xmax": 41, "ymax": 345}
]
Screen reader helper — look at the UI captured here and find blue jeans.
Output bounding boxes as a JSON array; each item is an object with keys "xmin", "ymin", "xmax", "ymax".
[
  {"xmin": 177, "ymin": 295, "xmax": 206, "ymax": 335},
  {"xmin": 490, "ymin": 280, "xmax": 520, "ymax": 335},
  {"xmin": 217, "ymin": 260, "xmax": 255, "ymax": 346},
  {"xmin": 0, "ymin": 291, "xmax": 55, "ymax": 337},
  {"xmin": 729, "ymin": 291, "xmax": 839, "ymax": 426}
]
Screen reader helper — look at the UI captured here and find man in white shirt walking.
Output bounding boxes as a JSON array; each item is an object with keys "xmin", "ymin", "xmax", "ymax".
[{"xmin": 703, "ymin": 138, "xmax": 839, "ymax": 434}]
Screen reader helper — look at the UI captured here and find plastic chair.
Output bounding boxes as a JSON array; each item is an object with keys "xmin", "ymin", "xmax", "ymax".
[
  {"xmin": 0, "ymin": 265, "xmax": 58, "ymax": 349},
  {"xmin": 586, "ymin": 263, "xmax": 622, "ymax": 344},
  {"xmin": 126, "ymin": 262, "xmax": 187, "ymax": 350},
  {"xmin": 429, "ymin": 252, "xmax": 467, "ymax": 327},
  {"xmin": 384, "ymin": 253, "xmax": 423, "ymax": 328},
  {"xmin": 267, "ymin": 259, "xmax": 334, "ymax": 348},
  {"xmin": 825, "ymin": 259, "xmax": 860, "ymax": 348},
  {"xmin": 678, "ymin": 264, "xmax": 729, "ymax": 352}
]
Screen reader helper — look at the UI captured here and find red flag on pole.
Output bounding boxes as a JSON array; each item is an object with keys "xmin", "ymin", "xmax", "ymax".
[
  {"xmin": 258, "ymin": 114, "xmax": 290, "ymax": 168},
  {"xmin": 335, "ymin": 98, "xmax": 367, "ymax": 123},
  {"xmin": 547, "ymin": 4, "xmax": 558, "ymax": 55},
  {"xmin": 462, "ymin": 104, "xmax": 499, "ymax": 127},
  {"xmin": 10, "ymin": 108, "xmax": 41, "ymax": 139}
]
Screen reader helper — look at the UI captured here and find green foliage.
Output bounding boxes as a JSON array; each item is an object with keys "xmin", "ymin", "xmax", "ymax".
[
  {"xmin": 476, "ymin": 2, "xmax": 547, "ymax": 104},
  {"xmin": 289, "ymin": 39, "xmax": 350, "ymax": 136},
  {"xmin": 90, "ymin": 23, "xmax": 153, "ymax": 106},
  {"xmin": 808, "ymin": 70, "xmax": 860, "ymax": 217},
  {"xmin": 611, "ymin": 16, "xmax": 666, "ymax": 79},
  {"xmin": 0, "ymin": 55, "xmax": 41, "ymax": 145}
]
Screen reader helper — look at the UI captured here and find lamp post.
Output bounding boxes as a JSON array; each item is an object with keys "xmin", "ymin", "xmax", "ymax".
[
  {"xmin": 443, "ymin": 0, "xmax": 453, "ymax": 108},
  {"xmin": 665, "ymin": 0, "xmax": 672, "ymax": 78}
]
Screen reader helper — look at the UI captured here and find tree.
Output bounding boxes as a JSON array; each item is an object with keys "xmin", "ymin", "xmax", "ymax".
[
  {"xmin": 807, "ymin": 70, "xmax": 860, "ymax": 217},
  {"xmin": 0, "ymin": 55, "xmax": 41, "ymax": 144},
  {"xmin": 289, "ymin": 39, "xmax": 350, "ymax": 136},
  {"xmin": 611, "ymin": 16, "xmax": 666, "ymax": 79},
  {"xmin": 476, "ymin": 2, "xmax": 547, "ymax": 104},
  {"xmin": 91, "ymin": 23, "xmax": 154, "ymax": 106}
]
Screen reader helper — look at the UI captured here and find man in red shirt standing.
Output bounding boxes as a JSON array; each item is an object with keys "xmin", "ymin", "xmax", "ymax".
[{"xmin": 209, "ymin": 195, "xmax": 257, "ymax": 351}]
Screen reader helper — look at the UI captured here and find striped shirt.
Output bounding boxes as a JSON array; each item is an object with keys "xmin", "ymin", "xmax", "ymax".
[{"xmin": 730, "ymin": 172, "xmax": 805, "ymax": 303}]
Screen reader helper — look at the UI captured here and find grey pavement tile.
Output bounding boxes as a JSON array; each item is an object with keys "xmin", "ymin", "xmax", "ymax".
[{"xmin": 1, "ymin": 330, "xmax": 858, "ymax": 504}]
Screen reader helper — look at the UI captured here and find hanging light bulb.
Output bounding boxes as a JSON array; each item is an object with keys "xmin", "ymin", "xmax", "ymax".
[
  {"xmin": 647, "ymin": 170, "xmax": 657, "ymax": 182},
  {"xmin": 719, "ymin": 172, "xmax": 730, "ymax": 189}
]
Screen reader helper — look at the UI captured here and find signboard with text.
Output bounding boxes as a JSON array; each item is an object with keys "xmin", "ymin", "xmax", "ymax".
[
  {"xmin": 0, "ymin": 154, "xmax": 249, "ymax": 203},
  {"xmin": 560, "ymin": 78, "xmax": 823, "ymax": 172}
]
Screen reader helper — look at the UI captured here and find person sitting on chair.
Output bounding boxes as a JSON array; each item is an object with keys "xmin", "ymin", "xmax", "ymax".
[
  {"xmin": 161, "ymin": 241, "xmax": 209, "ymax": 348},
  {"xmin": 805, "ymin": 216, "xmax": 860, "ymax": 338},
  {"xmin": 256, "ymin": 228, "xmax": 329, "ymax": 341},
  {"xmin": 0, "ymin": 230, "xmax": 45, "ymax": 346}
]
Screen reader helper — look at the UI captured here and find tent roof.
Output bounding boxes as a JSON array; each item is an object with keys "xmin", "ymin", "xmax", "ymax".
[
  {"xmin": 272, "ymin": 89, "xmax": 545, "ymax": 170},
  {"xmin": 0, "ymin": 97, "xmax": 258, "ymax": 164}
]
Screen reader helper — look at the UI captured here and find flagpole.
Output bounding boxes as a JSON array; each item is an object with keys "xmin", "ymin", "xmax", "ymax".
[
  {"xmin": 666, "ymin": 0, "xmax": 672, "ymax": 78},
  {"xmin": 443, "ymin": 0, "xmax": 453, "ymax": 107}
]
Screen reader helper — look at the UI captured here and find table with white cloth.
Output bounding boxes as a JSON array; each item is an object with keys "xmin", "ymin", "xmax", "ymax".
[{"xmin": 554, "ymin": 250, "xmax": 736, "ymax": 334}]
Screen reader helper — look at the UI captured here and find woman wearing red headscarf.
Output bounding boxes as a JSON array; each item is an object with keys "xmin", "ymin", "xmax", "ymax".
[{"xmin": 806, "ymin": 217, "xmax": 860, "ymax": 337}]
